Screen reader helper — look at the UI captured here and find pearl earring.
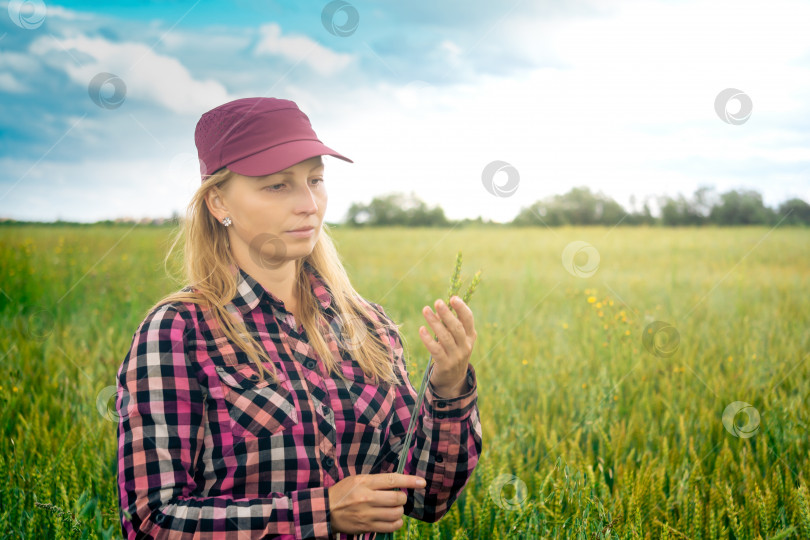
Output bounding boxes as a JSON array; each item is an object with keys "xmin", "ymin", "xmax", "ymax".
[{"xmin": 222, "ymin": 217, "xmax": 232, "ymax": 227}]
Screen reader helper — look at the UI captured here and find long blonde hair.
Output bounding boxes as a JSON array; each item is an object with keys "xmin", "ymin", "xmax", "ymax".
[{"xmin": 144, "ymin": 166, "xmax": 402, "ymax": 386}]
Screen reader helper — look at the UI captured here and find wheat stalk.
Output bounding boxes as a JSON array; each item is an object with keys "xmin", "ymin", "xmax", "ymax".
[{"xmin": 380, "ymin": 250, "xmax": 482, "ymax": 540}]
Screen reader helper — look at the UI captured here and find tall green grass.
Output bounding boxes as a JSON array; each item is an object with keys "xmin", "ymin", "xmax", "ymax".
[{"xmin": 1, "ymin": 225, "xmax": 808, "ymax": 539}]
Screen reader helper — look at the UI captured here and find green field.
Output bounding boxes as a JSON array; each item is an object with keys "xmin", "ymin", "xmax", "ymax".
[{"xmin": 1, "ymin": 225, "xmax": 809, "ymax": 539}]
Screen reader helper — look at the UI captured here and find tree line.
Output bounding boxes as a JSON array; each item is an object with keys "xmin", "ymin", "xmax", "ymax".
[
  {"xmin": 2, "ymin": 187, "xmax": 808, "ymax": 227},
  {"xmin": 344, "ymin": 187, "xmax": 810, "ymax": 227}
]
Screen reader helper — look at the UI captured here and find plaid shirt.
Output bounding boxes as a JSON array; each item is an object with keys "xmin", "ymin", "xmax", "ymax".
[{"xmin": 117, "ymin": 261, "xmax": 482, "ymax": 539}]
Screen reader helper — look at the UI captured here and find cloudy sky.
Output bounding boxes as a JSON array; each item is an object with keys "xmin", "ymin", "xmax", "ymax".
[{"xmin": 1, "ymin": 0, "xmax": 808, "ymax": 223}]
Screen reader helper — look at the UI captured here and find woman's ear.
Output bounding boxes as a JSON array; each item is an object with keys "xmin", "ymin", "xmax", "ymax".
[{"xmin": 204, "ymin": 187, "xmax": 227, "ymax": 221}]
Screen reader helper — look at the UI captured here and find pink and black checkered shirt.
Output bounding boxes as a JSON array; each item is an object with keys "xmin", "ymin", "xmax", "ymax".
[{"xmin": 116, "ymin": 261, "xmax": 482, "ymax": 539}]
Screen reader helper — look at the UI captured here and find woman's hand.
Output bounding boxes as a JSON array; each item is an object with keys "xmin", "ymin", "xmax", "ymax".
[
  {"xmin": 328, "ymin": 473, "xmax": 426, "ymax": 534},
  {"xmin": 420, "ymin": 296, "xmax": 477, "ymax": 398}
]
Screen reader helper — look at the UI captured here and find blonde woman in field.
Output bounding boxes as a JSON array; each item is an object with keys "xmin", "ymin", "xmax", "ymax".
[{"xmin": 115, "ymin": 97, "xmax": 482, "ymax": 539}]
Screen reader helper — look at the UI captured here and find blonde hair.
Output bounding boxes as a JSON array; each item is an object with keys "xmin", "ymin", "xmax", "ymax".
[{"xmin": 144, "ymin": 166, "xmax": 402, "ymax": 387}]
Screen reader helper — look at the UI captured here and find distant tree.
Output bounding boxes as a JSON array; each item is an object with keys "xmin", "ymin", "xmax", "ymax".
[
  {"xmin": 709, "ymin": 189, "xmax": 775, "ymax": 225},
  {"xmin": 776, "ymin": 198, "xmax": 810, "ymax": 225},
  {"xmin": 657, "ymin": 186, "xmax": 716, "ymax": 226},
  {"xmin": 512, "ymin": 186, "xmax": 628, "ymax": 226},
  {"xmin": 344, "ymin": 192, "xmax": 449, "ymax": 227}
]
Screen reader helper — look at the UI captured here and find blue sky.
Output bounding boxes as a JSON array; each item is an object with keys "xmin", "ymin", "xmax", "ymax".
[{"xmin": 1, "ymin": 0, "xmax": 809, "ymax": 222}]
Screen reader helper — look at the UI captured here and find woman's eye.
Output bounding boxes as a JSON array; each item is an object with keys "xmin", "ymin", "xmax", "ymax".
[{"xmin": 264, "ymin": 178, "xmax": 322, "ymax": 191}]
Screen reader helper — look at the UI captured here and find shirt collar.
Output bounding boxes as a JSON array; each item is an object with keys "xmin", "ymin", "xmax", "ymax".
[{"xmin": 230, "ymin": 260, "xmax": 333, "ymax": 316}]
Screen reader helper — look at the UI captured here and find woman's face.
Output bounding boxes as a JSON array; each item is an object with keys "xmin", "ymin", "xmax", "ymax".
[{"xmin": 206, "ymin": 155, "xmax": 327, "ymax": 268}]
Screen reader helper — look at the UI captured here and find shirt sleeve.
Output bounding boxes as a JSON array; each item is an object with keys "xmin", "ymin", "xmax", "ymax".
[
  {"xmin": 370, "ymin": 303, "xmax": 483, "ymax": 523},
  {"xmin": 116, "ymin": 303, "xmax": 332, "ymax": 540}
]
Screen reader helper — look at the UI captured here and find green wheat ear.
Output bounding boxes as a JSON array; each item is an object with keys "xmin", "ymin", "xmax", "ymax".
[
  {"xmin": 447, "ymin": 251, "xmax": 463, "ymax": 301},
  {"xmin": 382, "ymin": 250, "xmax": 483, "ymax": 540},
  {"xmin": 445, "ymin": 250, "xmax": 482, "ymax": 316}
]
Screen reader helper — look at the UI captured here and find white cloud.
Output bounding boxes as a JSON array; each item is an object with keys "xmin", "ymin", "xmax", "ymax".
[
  {"xmin": 0, "ymin": 72, "xmax": 27, "ymax": 92},
  {"xmin": 28, "ymin": 32, "xmax": 234, "ymax": 115},
  {"xmin": 3, "ymin": 0, "xmax": 810, "ymax": 222},
  {"xmin": 303, "ymin": 0, "xmax": 810, "ymax": 222},
  {"xmin": 253, "ymin": 22, "xmax": 354, "ymax": 77}
]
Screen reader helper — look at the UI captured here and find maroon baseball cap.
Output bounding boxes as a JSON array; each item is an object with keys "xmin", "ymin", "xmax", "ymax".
[{"xmin": 194, "ymin": 97, "xmax": 353, "ymax": 181}]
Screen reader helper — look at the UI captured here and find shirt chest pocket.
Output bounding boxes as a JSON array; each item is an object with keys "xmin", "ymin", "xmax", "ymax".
[
  {"xmin": 215, "ymin": 364, "xmax": 299, "ymax": 438},
  {"xmin": 337, "ymin": 371, "xmax": 396, "ymax": 429}
]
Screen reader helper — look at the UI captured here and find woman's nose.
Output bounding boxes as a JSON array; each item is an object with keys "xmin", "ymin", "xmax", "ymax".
[{"xmin": 296, "ymin": 184, "xmax": 319, "ymax": 213}]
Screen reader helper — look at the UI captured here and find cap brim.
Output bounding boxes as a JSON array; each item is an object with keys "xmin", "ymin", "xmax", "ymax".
[{"xmin": 226, "ymin": 139, "xmax": 353, "ymax": 177}]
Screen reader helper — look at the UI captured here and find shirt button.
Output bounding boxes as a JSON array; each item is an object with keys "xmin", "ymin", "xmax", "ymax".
[
  {"xmin": 436, "ymin": 401, "xmax": 446, "ymax": 408},
  {"xmin": 155, "ymin": 513, "xmax": 165, "ymax": 525},
  {"xmin": 321, "ymin": 404, "xmax": 329, "ymax": 415},
  {"xmin": 324, "ymin": 456, "xmax": 334, "ymax": 468},
  {"xmin": 304, "ymin": 359, "xmax": 317, "ymax": 370},
  {"xmin": 436, "ymin": 412, "xmax": 446, "ymax": 420},
  {"xmin": 435, "ymin": 455, "xmax": 444, "ymax": 463}
]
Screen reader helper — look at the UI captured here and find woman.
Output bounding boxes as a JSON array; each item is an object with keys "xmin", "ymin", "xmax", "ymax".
[{"xmin": 116, "ymin": 97, "xmax": 482, "ymax": 539}]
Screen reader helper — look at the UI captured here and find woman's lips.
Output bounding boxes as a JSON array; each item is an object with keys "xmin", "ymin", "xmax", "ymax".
[{"xmin": 285, "ymin": 227, "xmax": 315, "ymax": 237}]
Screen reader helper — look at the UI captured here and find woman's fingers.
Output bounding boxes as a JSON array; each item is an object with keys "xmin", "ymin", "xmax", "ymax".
[
  {"xmin": 435, "ymin": 298, "xmax": 467, "ymax": 344},
  {"xmin": 448, "ymin": 296, "xmax": 477, "ymax": 338},
  {"xmin": 367, "ymin": 490, "xmax": 408, "ymax": 507},
  {"xmin": 422, "ymin": 304, "xmax": 455, "ymax": 350}
]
